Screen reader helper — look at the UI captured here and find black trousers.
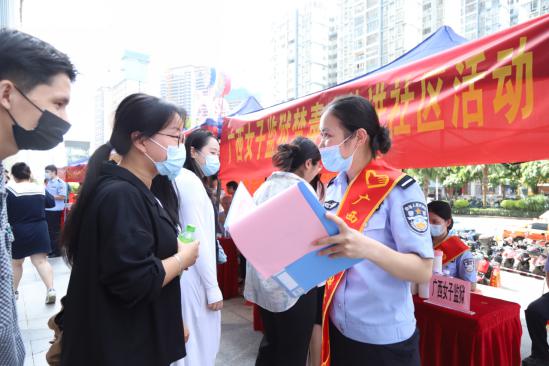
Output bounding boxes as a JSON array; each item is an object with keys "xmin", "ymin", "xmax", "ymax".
[
  {"xmin": 45, "ymin": 210, "xmax": 62, "ymax": 255},
  {"xmin": 255, "ymin": 288, "xmax": 317, "ymax": 366},
  {"xmin": 329, "ymin": 321, "xmax": 420, "ymax": 366},
  {"xmin": 238, "ymin": 253, "xmax": 247, "ymax": 282},
  {"xmin": 525, "ymin": 292, "xmax": 549, "ymax": 361}
]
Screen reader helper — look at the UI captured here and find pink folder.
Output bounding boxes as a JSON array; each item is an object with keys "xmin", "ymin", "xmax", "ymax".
[{"xmin": 229, "ymin": 183, "xmax": 331, "ymax": 279}]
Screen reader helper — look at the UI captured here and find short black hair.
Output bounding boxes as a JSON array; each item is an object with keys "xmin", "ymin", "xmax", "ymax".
[
  {"xmin": 428, "ymin": 200, "xmax": 454, "ymax": 230},
  {"xmin": 0, "ymin": 29, "xmax": 76, "ymax": 92},
  {"xmin": 45, "ymin": 164, "xmax": 57, "ymax": 174},
  {"xmin": 272, "ymin": 136, "xmax": 321, "ymax": 173},
  {"xmin": 226, "ymin": 181, "xmax": 238, "ymax": 191},
  {"xmin": 11, "ymin": 162, "xmax": 31, "ymax": 180}
]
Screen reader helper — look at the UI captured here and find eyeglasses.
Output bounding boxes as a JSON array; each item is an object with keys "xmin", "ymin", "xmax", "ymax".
[{"xmin": 157, "ymin": 132, "xmax": 185, "ymax": 147}]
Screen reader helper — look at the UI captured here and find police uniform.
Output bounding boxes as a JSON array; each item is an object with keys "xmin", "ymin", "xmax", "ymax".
[
  {"xmin": 45, "ymin": 177, "xmax": 67, "ymax": 256},
  {"xmin": 324, "ymin": 173, "xmax": 433, "ymax": 365},
  {"xmin": 443, "ymin": 250, "xmax": 477, "ymax": 283}
]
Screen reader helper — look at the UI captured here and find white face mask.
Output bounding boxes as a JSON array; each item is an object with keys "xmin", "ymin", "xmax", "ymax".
[{"xmin": 430, "ymin": 224, "xmax": 446, "ymax": 237}]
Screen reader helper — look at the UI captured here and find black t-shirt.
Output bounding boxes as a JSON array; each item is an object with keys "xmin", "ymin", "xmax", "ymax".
[{"xmin": 61, "ymin": 163, "xmax": 185, "ymax": 366}]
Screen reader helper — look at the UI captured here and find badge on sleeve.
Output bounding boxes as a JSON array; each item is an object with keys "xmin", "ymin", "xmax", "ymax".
[
  {"xmin": 463, "ymin": 258, "xmax": 475, "ymax": 273},
  {"xmin": 402, "ymin": 202, "xmax": 429, "ymax": 234}
]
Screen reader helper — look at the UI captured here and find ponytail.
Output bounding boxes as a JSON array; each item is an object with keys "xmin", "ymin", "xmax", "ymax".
[
  {"xmin": 272, "ymin": 136, "xmax": 321, "ymax": 173},
  {"xmin": 61, "ymin": 143, "xmax": 113, "ymax": 264}
]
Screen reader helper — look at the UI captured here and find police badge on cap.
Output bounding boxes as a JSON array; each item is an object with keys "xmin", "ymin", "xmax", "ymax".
[{"xmin": 403, "ymin": 202, "xmax": 429, "ymax": 234}]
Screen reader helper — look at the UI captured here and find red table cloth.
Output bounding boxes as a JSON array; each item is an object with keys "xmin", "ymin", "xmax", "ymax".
[
  {"xmin": 414, "ymin": 293, "xmax": 522, "ymax": 366},
  {"xmin": 253, "ymin": 293, "xmax": 522, "ymax": 366},
  {"xmin": 216, "ymin": 238, "xmax": 240, "ymax": 299}
]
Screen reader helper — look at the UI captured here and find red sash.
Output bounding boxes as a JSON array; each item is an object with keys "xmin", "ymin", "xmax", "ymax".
[
  {"xmin": 434, "ymin": 236, "xmax": 469, "ymax": 265},
  {"xmin": 320, "ymin": 159, "xmax": 404, "ymax": 366}
]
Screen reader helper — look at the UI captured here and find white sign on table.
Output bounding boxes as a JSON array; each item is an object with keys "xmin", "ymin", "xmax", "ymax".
[{"xmin": 425, "ymin": 274, "xmax": 474, "ymax": 315}]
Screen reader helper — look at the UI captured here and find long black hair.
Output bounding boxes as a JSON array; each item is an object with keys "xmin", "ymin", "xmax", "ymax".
[
  {"xmin": 61, "ymin": 93, "xmax": 185, "ymax": 265},
  {"xmin": 325, "ymin": 95, "xmax": 391, "ymax": 157},
  {"xmin": 183, "ymin": 128, "xmax": 224, "ymax": 238},
  {"xmin": 183, "ymin": 129, "xmax": 219, "ymax": 198},
  {"xmin": 183, "ymin": 129, "xmax": 215, "ymax": 178}
]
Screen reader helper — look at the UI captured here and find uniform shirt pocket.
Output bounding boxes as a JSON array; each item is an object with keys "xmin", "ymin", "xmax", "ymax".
[{"xmin": 364, "ymin": 209, "xmax": 387, "ymax": 232}]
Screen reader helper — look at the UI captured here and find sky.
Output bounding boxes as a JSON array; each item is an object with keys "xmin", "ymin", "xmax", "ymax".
[{"xmin": 21, "ymin": 0, "xmax": 302, "ymax": 142}]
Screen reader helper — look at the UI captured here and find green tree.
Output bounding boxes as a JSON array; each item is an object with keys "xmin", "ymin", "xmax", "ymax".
[
  {"xmin": 405, "ymin": 168, "xmax": 441, "ymax": 197},
  {"xmin": 488, "ymin": 163, "xmax": 521, "ymax": 198},
  {"xmin": 440, "ymin": 166, "xmax": 468, "ymax": 199},
  {"xmin": 520, "ymin": 160, "xmax": 549, "ymax": 194}
]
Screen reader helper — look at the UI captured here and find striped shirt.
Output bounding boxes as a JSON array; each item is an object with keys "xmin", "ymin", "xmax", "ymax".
[{"xmin": 0, "ymin": 163, "xmax": 26, "ymax": 366}]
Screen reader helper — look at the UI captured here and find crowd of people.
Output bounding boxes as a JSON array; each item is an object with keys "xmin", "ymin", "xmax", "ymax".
[{"xmin": 1, "ymin": 28, "xmax": 549, "ymax": 366}]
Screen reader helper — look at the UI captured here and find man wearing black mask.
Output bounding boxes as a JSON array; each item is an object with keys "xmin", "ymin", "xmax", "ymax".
[{"xmin": 0, "ymin": 29, "xmax": 76, "ymax": 366}]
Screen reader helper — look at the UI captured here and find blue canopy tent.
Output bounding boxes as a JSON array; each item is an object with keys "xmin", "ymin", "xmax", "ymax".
[
  {"xmin": 196, "ymin": 96, "xmax": 263, "ymax": 138},
  {"xmin": 233, "ymin": 25, "xmax": 468, "ymax": 119},
  {"xmin": 214, "ymin": 26, "xmax": 467, "ymax": 139},
  {"xmin": 339, "ymin": 25, "xmax": 468, "ymax": 86},
  {"xmin": 228, "ymin": 96, "xmax": 263, "ymax": 117}
]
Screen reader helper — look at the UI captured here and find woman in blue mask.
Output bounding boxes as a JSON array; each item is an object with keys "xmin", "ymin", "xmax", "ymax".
[
  {"xmin": 428, "ymin": 200, "xmax": 477, "ymax": 287},
  {"xmin": 314, "ymin": 95, "xmax": 434, "ymax": 366},
  {"xmin": 172, "ymin": 129, "xmax": 223, "ymax": 366},
  {"xmin": 59, "ymin": 94, "xmax": 199, "ymax": 366}
]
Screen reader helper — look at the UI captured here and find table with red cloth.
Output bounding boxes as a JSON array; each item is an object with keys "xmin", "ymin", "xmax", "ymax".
[
  {"xmin": 414, "ymin": 293, "xmax": 522, "ymax": 366},
  {"xmin": 216, "ymin": 237, "xmax": 240, "ymax": 299},
  {"xmin": 253, "ymin": 293, "xmax": 522, "ymax": 366}
]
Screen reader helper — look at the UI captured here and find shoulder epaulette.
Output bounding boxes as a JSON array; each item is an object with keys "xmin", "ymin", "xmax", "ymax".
[{"xmin": 397, "ymin": 175, "xmax": 416, "ymax": 189}]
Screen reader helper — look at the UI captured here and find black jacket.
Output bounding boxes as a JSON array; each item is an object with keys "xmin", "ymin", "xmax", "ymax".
[{"xmin": 61, "ymin": 163, "xmax": 185, "ymax": 365}]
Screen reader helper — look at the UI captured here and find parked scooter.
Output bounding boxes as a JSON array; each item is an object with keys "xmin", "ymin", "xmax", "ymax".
[
  {"xmin": 515, "ymin": 250, "xmax": 531, "ymax": 273},
  {"xmin": 477, "ymin": 256, "xmax": 501, "ymax": 287},
  {"xmin": 532, "ymin": 254, "xmax": 547, "ymax": 277},
  {"xmin": 502, "ymin": 246, "xmax": 516, "ymax": 269}
]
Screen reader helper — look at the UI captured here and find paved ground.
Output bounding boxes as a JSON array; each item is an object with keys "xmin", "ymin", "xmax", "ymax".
[
  {"xmin": 17, "ymin": 258, "xmax": 261, "ymax": 366},
  {"xmin": 453, "ymin": 215, "xmax": 532, "ymax": 237},
  {"xmin": 16, "ymin": 215, "xmax": 548, "ymax": 365}
]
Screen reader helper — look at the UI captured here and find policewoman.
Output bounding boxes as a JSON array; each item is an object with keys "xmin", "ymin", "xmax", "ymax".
[
  {"xmin": 428, "ymin": 200, "xmax": 477, "ymax": 287},
  {"xmin": 315, "ymin": 95, "xmax": 434, "ymax": 366}
]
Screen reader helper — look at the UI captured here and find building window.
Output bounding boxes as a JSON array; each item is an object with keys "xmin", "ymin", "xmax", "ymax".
[{"xmin": 367, "ymin": 19, "xmax": 378, "ymax": 33}]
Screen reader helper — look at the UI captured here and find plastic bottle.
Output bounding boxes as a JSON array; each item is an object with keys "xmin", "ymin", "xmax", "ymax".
[
  {"xmin": 179, "ymin": 224, "xmax": 196, "ymax": 243},
  {"xmin": 433, "ymin": 250, "xmax": 443, "ymax": 274}
]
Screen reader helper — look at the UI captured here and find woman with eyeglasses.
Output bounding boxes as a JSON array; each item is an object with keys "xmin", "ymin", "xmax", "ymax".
[
  {"xmin": 171, "ymin": 129, "xmax": 223, "ymax": 366},
  {"xmin": 59, "ymin": 94, "xmax": 199, "ymax": 366}
]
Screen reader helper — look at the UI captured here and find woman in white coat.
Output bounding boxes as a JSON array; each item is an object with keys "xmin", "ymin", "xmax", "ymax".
[{"xmin": 172, "ymin": 129, "xmax": 223, "ymax": 366}]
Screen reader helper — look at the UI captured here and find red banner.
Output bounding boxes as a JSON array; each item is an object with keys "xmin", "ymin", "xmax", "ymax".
[
  {"xmin": 219, "ymin": 14, "xmax": 549, "ymax": 182},
  {"xmin": 58, "ymin": 164, "xmax": 87, "ymax": 183}
]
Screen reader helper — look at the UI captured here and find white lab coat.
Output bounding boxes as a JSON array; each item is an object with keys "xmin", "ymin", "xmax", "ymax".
[{"xmin": 171, "ymin": 169, "xmax": 223, "ymax": 366}]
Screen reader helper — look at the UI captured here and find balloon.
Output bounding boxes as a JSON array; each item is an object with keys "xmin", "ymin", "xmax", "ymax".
[
  {"xmin": 213, "ymin": 72, "xmax": 226, "ymax": 98},
  {"xmin": 222, "ymin": 75, "xmax": 231, "ymax": 96},
  {"xmin": 208, "ymin": 68, "xmax": 216, "ymax": 88}
]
